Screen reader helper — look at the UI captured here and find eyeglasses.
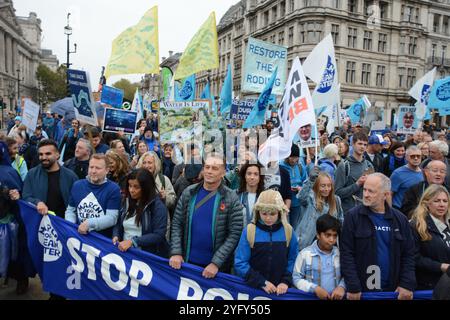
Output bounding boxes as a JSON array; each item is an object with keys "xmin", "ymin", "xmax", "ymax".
[{"xmin": 409, "ymin": 155, "xmax": 421, "ymax": 159}]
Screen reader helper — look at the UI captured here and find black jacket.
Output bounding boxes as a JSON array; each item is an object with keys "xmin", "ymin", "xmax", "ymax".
[
  {"xmin": 410, "ymin": 215, "xmax": 450, "ymax": 290},
  {"xmin": 113, "ymin": 197, "xmax": 169, "ymax": 258},
  {"xmin": 382, "ymin": 155, "xmax": 406, "ymax": 177},
  {"xmin": 364, "ymin": 152, "xmax": 384, "ymax": 173},
  {"xmin": 433, "ymin": 269, "xmax": 450, "ymax": 300},
  {"xmin": 64, "ymin": 157, "xmax": 89, "ymax": 180},
  {"xmin": 340, "ymin": 204, "xmax": 416, "ymax": 293},
  {"xmin": 401, "ymin": 182, "xmax": 450, "ymax": 218}
]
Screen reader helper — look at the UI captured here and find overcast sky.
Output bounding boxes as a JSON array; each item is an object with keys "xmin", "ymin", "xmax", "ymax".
[{"xmin": 14, "ymin": 0, "xmax": 239, "ymax": 86}]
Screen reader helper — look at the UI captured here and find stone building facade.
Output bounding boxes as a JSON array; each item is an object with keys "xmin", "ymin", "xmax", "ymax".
[
  {"xmin": 0, "ymin": 0, "xmax": 58, "ymax": 114},
  {"xmin": 197, "ymin": 0, "xmax": 450, "ymax": 125}
]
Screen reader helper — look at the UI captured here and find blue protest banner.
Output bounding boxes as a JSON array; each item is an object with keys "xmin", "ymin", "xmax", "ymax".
[
  {"xmin": 101, "ymin": 86, "xmax": 124, "ymax": 108},
  {"xmin": 18, "ymin": 201, "xmax": 432, "ymax": 300},
  {"xmin": 230, "ymin": 99, "xmax": 255, "ymax": 121},
  {"xmin": 428, "ymin": 76, "xmax": 450, "ymax": 112},
  {"xmin": 67, "ymin": 69, "xmax": 98, "ymax": 126},
  {"xmin": 242, "ymin": 37, "xmax": 287, "ymax": 96}
]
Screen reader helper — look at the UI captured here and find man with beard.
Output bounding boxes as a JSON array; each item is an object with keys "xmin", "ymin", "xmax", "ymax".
[
  {"xmin": 23, "ymin": 139, "xmax": 78, "ymax": 218},
  {"xmin": 22, "ymin": 139, "xmax": 78, "ymax": 300}
]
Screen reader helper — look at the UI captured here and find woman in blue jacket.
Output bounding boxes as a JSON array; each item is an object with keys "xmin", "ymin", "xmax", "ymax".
[
  {"xmin": 113, "ymin": 169, "xmax": 169, "ymax": 258},
  {"xmin": 296, "ymin": 171, "xmax": 343, "ymax": 251},
  {"xmin": 410, "ymin": 184, "xmax": 450, "ymax": 290},
  {"xmin": 234, "ymin": 189, "xmax": 298, "ymax": 295}
]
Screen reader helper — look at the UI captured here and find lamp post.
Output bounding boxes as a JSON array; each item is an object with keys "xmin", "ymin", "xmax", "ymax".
[
  {"xmin": 64, "ymin": 13, "xmax": 77, "ymax": 95},
  {"xmin": 16, "ymin": 66, "xmax": 22, "ymax": 112}
]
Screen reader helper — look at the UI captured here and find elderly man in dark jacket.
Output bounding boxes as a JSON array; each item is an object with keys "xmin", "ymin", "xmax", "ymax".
[
  {"xmin": 401, "ymin": 160, "xmax": 450, "ymax": 218},
  {"xmin": 169, "ymin": 153, "xmax": 243, "ymax": 278},
  {"xmin": 340, "ymin": 173, "xmax": 416, "ymax": 300}
]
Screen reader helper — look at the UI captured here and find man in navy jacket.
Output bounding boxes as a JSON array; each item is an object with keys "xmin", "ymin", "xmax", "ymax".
[{"xmin": 340, "ymin": 173, "xmax": 416, "ymax": 300}]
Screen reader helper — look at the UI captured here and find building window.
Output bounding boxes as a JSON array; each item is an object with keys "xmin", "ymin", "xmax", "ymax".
[
  {"xmin": 279, "ymin": 31, "xmax": 285, "ymax": 45},
  {"xmin": 235, "ymin": 40, "xmax": 242, "ymax": 55},
  {"xmin": 348, "ymin": 27, "xmax": 357, "ymax": 48},
  {"xmin": 299, "ymin": 24, "xmax": 306, "ymax": 43},
  {"xmin": 398, "ymin": 67, "xmax": 406, "ymax": 88},
  {"xmin": 270, "ymin": 34, "xmax": 276, "ymax": 44},
  {"xmin": 332, "ymin": 0, "xmax": 340, "ymax": 9},
  {"xmin": 380, "ymin": 1, "xmax": 388, "ymax": 19},
  {"xmin": 363, "ymin": 31, "xmax": 372, "ymax": 50},
  {"xmin": 432, "ymin": 43, "xmax": 437, "ymax": 62},
  {"xmin": 280, "ymin": 1, "xmax": 286, "ymax": 16},
  {"xmin": 289, "ymin": 0, "xmax": 295, "ymax": 12},
  {"xmin": 433, "ymin": 14, "xmax": 440, "ymax": 33},
  {"xmin": 348, "ymin": 0, "xmax": 357, "ymax": 13},
  {"xmin": 228, "ymin": 35, "xmax": 232, "ymax": 50},
  {"xmin": 402, "ymin": 5, "xmax": 418, "ymax": 22},
  {"xmin": 288, "ymin": 26, "xmax": 294, "ymax": 46},
  {"xmin": 399, "ymin": 36, "xmax": 406, "ymax": 54},
  {"xmin": 376, "ymin": 65, "xmax": 385, "ymax": 87},
  {"xmin": 408, "ymin": 37, "xmax": 417, "ymax": 55},
  {"xmin": 272, "ymin": 6, "xmax": 278, "ymax": 22},
  {"xmin": 443, "ymin": 16, "xmax": 449, "ymax": 35},
  {"xmin": 407, "ymin": 68, "xmax": 416, "ymax": 88},
  {"xmin": 378, "ymin": 33, "xmax": 387, "ymax": 52},
  {"xmin": 364, "ymin": 0, "xmax": 374, "ymax": 16},
  {"xmin": 346, "ymin": 61, "xmax": 356, "ymax": 83},
  {"xmin": 264, "ymin": 11, "xmax": 269, "ymax": 26},
  {"xmin": 305, "ymin": 0, "xmax": 320, "ymax": 7},
  {"xmin": 361, "ymin": 63, "xmax": 371, "ymax": 86},
  {"xmin": 250, "ymin": 16, "xmax": 257, "ymax": 33},
  {"xmin": 288, "ymin": 59, "xmax": 293, "ymax": 71},
  {"xmin": 331, "ymin": 24, "xmax": 339, "ymax": 44}
]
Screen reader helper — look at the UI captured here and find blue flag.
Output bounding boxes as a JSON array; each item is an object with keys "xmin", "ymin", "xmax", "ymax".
[
  {"xmin": 201, "ymin": 82, "xmax": 217, "ymax": 116},
  {"xmin": 220, "ymin": 64, "xmax": 232, "ymax": 114},
  {"xmin": 346, "ymin": 96, "xmax": 369, "ymax": 125},
  {"xmin": 243, "ymin": 67, "xmax": 278, "ymax": 129},
  {"xmin": 428, "ymin": 76, "xmax": 450, "ymax": 112},
  {"xmin": 175, "ymin": 74, "xmax": 196, "ymax": 102},
  {"xmin": 17, "ymin": 201, "xmax": 432, "ymax": 300}
]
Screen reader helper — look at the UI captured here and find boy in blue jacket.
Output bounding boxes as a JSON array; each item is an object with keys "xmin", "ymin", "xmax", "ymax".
[
  {"xmin": 234, "ymin": 189, "xmax": 298, "ymax": 295},
  {"xmin": 293, "ymin": 214, "xmax": 346, "ymax": 300}
]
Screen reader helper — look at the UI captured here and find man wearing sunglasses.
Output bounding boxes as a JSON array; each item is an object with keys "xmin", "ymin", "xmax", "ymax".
[
  {"xmin": 403, "ymin": 112, "xmax": 415, "ymax": 130},
  {"xmin": 390, "ymin": 146, "xmax": 424, "ymax": 211}
]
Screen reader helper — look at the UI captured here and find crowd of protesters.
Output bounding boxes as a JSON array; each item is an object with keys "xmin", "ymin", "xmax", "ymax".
[{"xmin": 0, "ymin": 109, "xmax": 450, "ymax": 300}]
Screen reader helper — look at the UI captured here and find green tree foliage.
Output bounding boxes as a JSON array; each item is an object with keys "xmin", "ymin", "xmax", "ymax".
[
  {"xmin": 111, "ymin": 79, "xmax": 140, "ymax": 101},
  {"xmin": 36, "ymin": 64, "xmax": 67, "ymax": 104}
]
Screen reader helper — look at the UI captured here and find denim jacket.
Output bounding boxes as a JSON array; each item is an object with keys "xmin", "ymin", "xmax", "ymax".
[
  {"xmin": 296, "ymin": 180, "xmax": 343, "ymax": 251},
  {"xmin": 293, "ymin": 240, "xmax": 346, "ymax": 293}
]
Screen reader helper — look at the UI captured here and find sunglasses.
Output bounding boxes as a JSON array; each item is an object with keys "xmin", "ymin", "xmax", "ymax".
[{"xmin": 409, "ymin": 155, "xmax": 421, "ymax": 159}]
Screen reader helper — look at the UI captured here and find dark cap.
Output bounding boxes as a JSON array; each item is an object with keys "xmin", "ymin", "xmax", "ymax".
[
  {"xmin": 290, "ymin": 144, "xmax": 300, "ymax": 158},
  {"xmin": 144, "ymin": 126, "xmax": 153, "ymax": 134},
  {"xmin": 185, "ymin": 164, "xmax": 202, "ymax": 180}
]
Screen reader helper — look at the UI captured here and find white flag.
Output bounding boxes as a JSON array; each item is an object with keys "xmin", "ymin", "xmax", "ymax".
[
  {"xmin": 258, "ymin": 57, "xmax": 316, "ymax": 166},
  {"xmin": 303, "ymin": 34, "xmax": 340, "ymax": 134},
  {"xmin": 408, "ymin": 68, "xmax": 436, "ymax": 120},
  {"xmin": 131, "ymin": 88, "xmax": 143, "ymax": 120}
]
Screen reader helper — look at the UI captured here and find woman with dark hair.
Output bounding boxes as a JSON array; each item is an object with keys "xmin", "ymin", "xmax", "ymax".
[
  {"xmin": 381, "ymin": 134, "xmax": 393, "ymax": 158},
  {"xmin": 237, "ymin": 162, "xmax": 265, "ymax": 226},
  {"xmin": 382, "ymin": 141, "xmax": 406, "ymax": 177},
  {"xmin": 112, "ymin": 169, "xmax": 169, "ymax": 257},
  {"xmin": 105, "ymin": 150, "xmax": 130, "ymax": 194}
]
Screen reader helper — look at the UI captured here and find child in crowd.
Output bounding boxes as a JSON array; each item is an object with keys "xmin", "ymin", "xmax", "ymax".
[
  {"xmin": 234, "ymin": 189, "xmax": 298, "ymax": 296},
  {"xmin": 292, "ymin": 214, "xmax": 346, "ymax": 300}
]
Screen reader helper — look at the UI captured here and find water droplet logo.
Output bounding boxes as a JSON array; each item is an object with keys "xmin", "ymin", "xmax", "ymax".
[
  {"xmin": 179, "ymin": 81, "xmax": 194, "ymax": 100},
  {"xmin": 420, "ymin": 85, "xmax": 431, "ymax": 104},
  {"xmin": 436, "ymin": 82, "xmax": 450, "ymax": 102},
  {"xmin": 317, "ymin": 56, "xmax": 336, "ymax": 94},
  {"xmin": 38, "ymin": 216, "xmax": 62, "ymax": 262}
]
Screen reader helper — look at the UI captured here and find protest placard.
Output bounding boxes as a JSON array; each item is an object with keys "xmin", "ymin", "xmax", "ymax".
[
  {"xmin": 67, "ymin": 69, "xmax": 98, "ymax": 126},
  {"xmin": 22, "ymin": 99, "xmax": 40, "ymax": 132},
  {"xmin": 397, "ymin": 105, "xmax": 419, "ymax": 134},
  {"xmin": 101, "ymin": 85, "xmax": 124, "ymax": 108},
  {"xmin": 103, "ymin": 108, "xmax": 138, "ymax": 134}
]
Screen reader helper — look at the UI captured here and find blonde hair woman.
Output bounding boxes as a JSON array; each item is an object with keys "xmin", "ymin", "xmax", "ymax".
[
  {"xmin": 410, "ymin": 184, "xmax": 450, "ymax": 290},
  {"xmin": 136, "ymin": 151, "xmax": 176, "ymax": 212},
  {"xmin": 296, "ymin": 172, "xmax": 343, "ymax": 251}
]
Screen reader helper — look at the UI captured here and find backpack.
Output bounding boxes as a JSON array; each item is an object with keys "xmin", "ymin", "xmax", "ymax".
[
  {"xmin": 343, "ymin": 158, "xmax": 373, "ymax": 181},
  {"xmin": 246, "ymin": 223, "xmax": 292, "ymax": 249}
]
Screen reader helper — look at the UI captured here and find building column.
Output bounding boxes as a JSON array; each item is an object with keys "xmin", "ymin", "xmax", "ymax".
[
  {"xmin": 6, "ymin": 35, "xmax": 12, "ymax": 75},
  {"xmin": 0, "ymin": 29, "xmax": 4, "ymax": 73},
  {"xmin": 440, "ymin": 15, "xmax": 444, "ymax": 34}
]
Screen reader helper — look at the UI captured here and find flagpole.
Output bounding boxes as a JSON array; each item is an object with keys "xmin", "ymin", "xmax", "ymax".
[{"xmin": 315, "ymin": 124, "xmax": 319, "ymax": 166}]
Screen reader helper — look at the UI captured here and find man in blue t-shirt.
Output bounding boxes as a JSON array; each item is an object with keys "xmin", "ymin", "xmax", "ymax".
[
  {"xmin": 65, "ymin": 153, "xmax": 121, "ymax": 238},
  {"xmin": 340, "ymin": 173, "xmax": 416, "ymax": 300},
  {"xmin": 391, "ymin": 146, "xmax": 424, "ymax": 210}
]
